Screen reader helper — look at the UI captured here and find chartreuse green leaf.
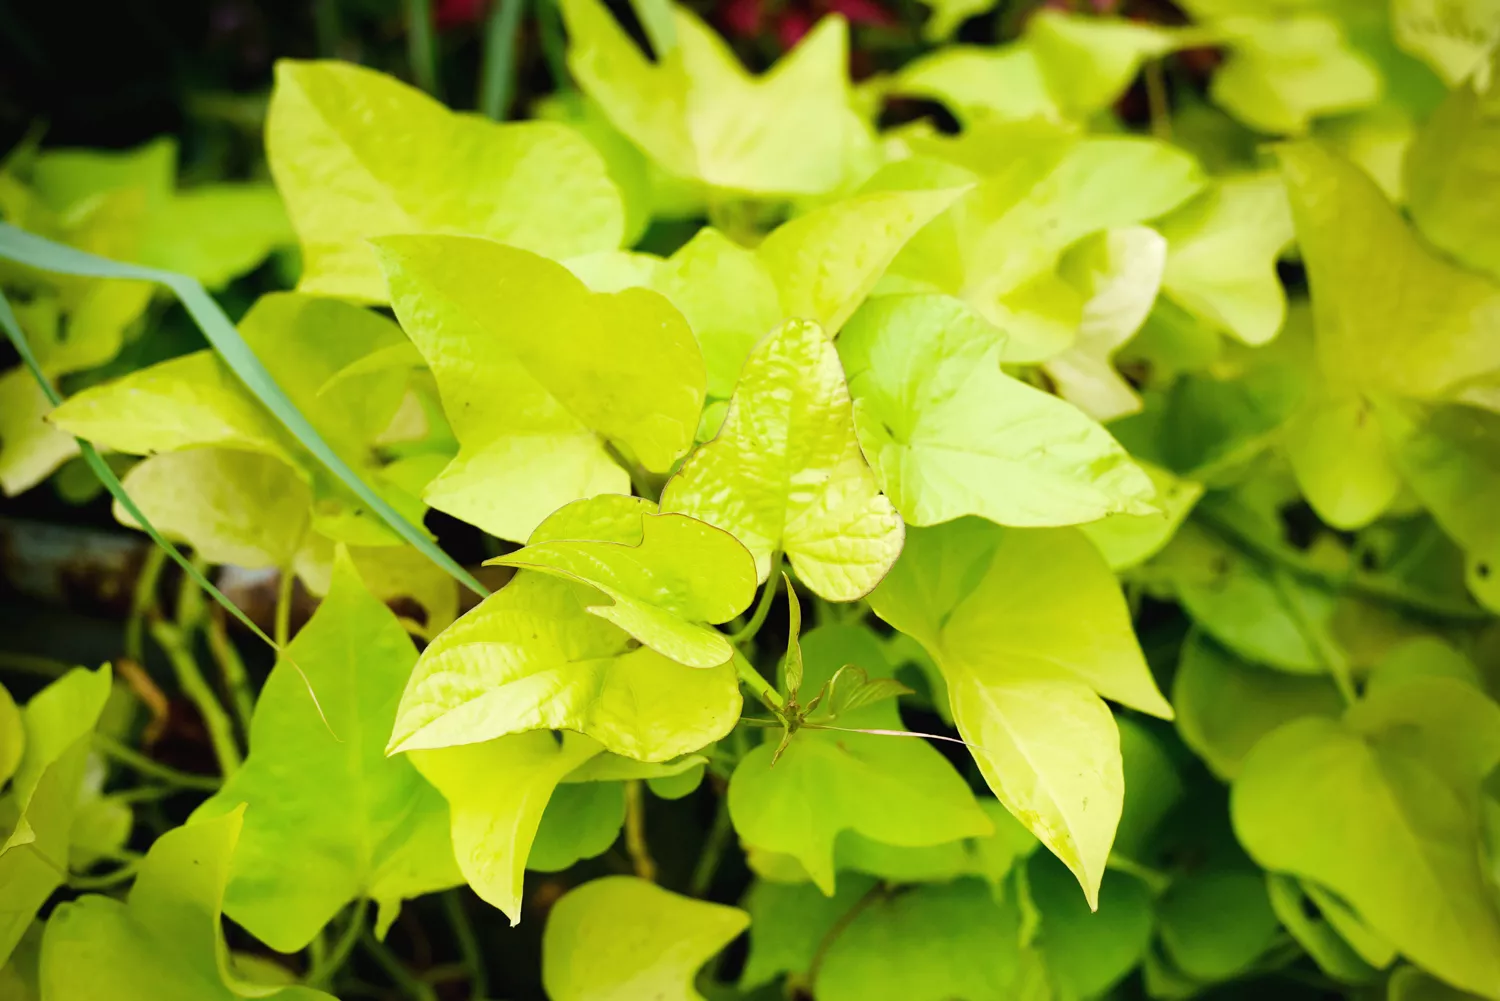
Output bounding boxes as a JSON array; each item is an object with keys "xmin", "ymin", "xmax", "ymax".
[
  {"xmin": 1024, "ymin": 10, "xmax": 1197, "ymax": 119},
  {"xmin": 1173, "ymin": 631, "xmax": 1344, "ymax": 781},
  {"xmin": 755, "ymin": 188, "xmax": 964, "ymax": 335},
  {"xmin": 1081, "ymin": 462, "xmax": 1203, "ymax": 572},
  {"xmin": 740, "ymin": 875, "xmax": 878, "ymax": 990},
  {"xmin": 882, "ymin": 124, "xmax": 1203, "ymax": 359},
  {"xmin": 1391, "ymin": 966, "xmax": 1496, "ymax": 1001},
  {"xmin": 47, "ymin": 351, "xmax": 296, "ymax": 464},
  {"xmin": 869, "ymin": 519, "xmax": 1171, "ymax": 908},
  {"xmin": 1187, "ymin": 7, "xmax": 1381, "ymax": 134},
  {"xmin": 662, "ymin": 319, "xmax": 902, "ymax": 601},
  {"xmin": 1157, "ymin": 867, "xmax": 1281, "ymax": 983},
  {"xmin": 841, "ymin": 295, "xmax": 1156, "ymax": 529},
  {"xmin": 1157, "ymin": 520, "xmax": 1337, "ymax": 674},
  {"xmin": 487, "ymin": 494, "xmax": 756, "ymax": 667},
  {"xmin": 1282, "ymin": 381, "xmax": 1406, "ymax": 530},
  {"xmin": 728, "ymin": 625, "xmax": 992, "ymax": 894},
  {"xmin": 815, "ymin": 879, "xmax": 1048, "ymax": 1001},
  {"xmin": 0, "ymin": 667, "xmax": 112, "ymax": 968},
  {"xmin": 542, "ymin": 876, "xmax": 747, "ymax": 1001},
  {"xmin": 890, "ymin": 45, "xmax": 1059, "ymax": 126},
  {"xmin": 1280, "ymin": 141, "xmax": 1500, "ymax": 400},
  {"xmin": 638, "ymin": 188, "xmax": 959, "ymax": 398},
  {"xmin": 1376, "ymin": 399, "xmax": 1500, "ymax": 612},
  {"xmin": 191, "ymin": 551, "xmax": 459, "ymax": 952},
  {"xmin": 115, "ymin": 450, "xmax": 311, "ymax": 569},
  {"xmin": 28, "ymin": 138, "xmax": 175, "ymax": 211},
  {"xmin": 1044, "ymin": 226, "xmax": 1165, "ymax": 423},
  {"xmin": 411, "ymin": 731, "xmax": 604, "ymax": 924},
  {"xmin": 648, "ymin": 229, "xmax": 782, "ymax": 398},
  {"xmin": 136, "ymin": 184, "xmax": 291, "ymax": 289},
  {"xmin": 267, "ymin": 59, "xmax": 623, "ymax": 302},
  {"xmin": 0, "ymin": 683, "xmax": 20, "ymax": 789},
  {"xmin": 1030, "ymin": 853, "xmax": 1154, "ymax": 1000},
  {"xmin": 375, "ymin": 235, "xmax": 705, "ymax": 542},
  {"xmin": 40, "ymin": 810, "xmax": 333, "ymax": 1001},
  {"xmin": 0, "ymin": 366, "xmax": 77, "ymax": 495},
  {"xmin": 1232, "ymin": 677, "xmax": 1500, "ymax": 997},
  {"xmin": 560, "ymin": 0, "xmax": 869, "ymax": 196},
  {"xmin": 1266, "ymin": 874, "xmax": 1384, "ymax": 985},
  {"xmin": 527, "ymin": 781, "xmax": 626, "ymax": 873},
  {"xmin": 1407, "ymin": 45, "xmax": 1500, "ymax": 281},
  {"xmin": 1391, "ymin": 0, "xmax": 1500, "ymax": 84},
  {"xmin": 1158, "ymin": 172, "xmax": 1294, "ymax": 347},
  {"xmin": 388, "ymin": 560, "xmax": 741, "ymax": 758}
]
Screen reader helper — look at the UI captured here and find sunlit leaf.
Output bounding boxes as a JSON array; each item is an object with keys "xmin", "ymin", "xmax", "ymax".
[
  {"xmin": 376, "ymin": 235, "xmax": 704, "ymax": 542},
  {"xmin": 727, "ymin": 625, "xmax": 992, "ymax": 893},
  {"xmin": 39, "ymin": 810, "xmax": 333, "ymax": 1000},
  {"xmin": 1232, "ymin": 677, "xmax": 1500, "ymax": 996},
  {"xmin": 869, "ymin": 519, "xmax": 1171, "ymax": 907},
  {"xmin": 662, "ymin": 319, "xmax": 902, "ymax": 601},
  {"xmin": 410, "ymin": 731, "xmax": 604, "ymax": 924},
  {"xmin": 0, "ymin": 667, "xmax": 111, "ymax": 968},
  {"xmin": 192, "ymin": 551, "xmax": 460, "ymax": 952},
  {"xmin": 389, "ymin": 569, "xmax": 741, "ymax": 760},
  {"xmin": 267, "ymin": 59, "xmax": 623, "ymax": 301},
  {"xmin": 841, "ymin": 294, "xmax": 1156, "ymax": 528},
  {"xmin": 486, "ymin": 494, "xmax": 756, "ymax": 667},
  {"xmin": 560, "ymin": 0, "xmax": 870, "ymax": 195}
]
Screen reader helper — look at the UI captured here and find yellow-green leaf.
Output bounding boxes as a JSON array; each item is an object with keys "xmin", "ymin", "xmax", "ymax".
[
  {"xmin": 869, "ymin": 520, "xmax": 1170, "ymax": 908},
  {"xmin": 662, "ymin": 319, "xmax": 903, "ymax": 601},
  {"xmin": 487, "ymin": 494, "xmax": 755, "ymax": 667},
  {"xmin": 191, "ymin": 552, "xmax": 460, "ymax": 952},
  {"xmin": 388, "ymin": 569, "xmax": 741, "ymax": 760},
  {"xmin": 840, "ymin": 295, "xmax": 1156, "ymax": 528},
  {"xmin": 375, "ymin": 235, "xmax": 705, "ymax": 542},
  {"xmin": 541, "ymin": 876, "xmax": 748, "ymax": 1001},
  {"xmin": 267, "ymin": 59, "xmax": 623, "ymax": 302},
  {"xmin": 410, "ymin": 731, "xmax": 605, "ymax": 924}
]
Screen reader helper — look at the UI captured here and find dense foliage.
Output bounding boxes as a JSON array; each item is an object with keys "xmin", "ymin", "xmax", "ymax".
[{"xmin": 3, "ymin": 1, "xmax": 1500, "ymax": 999}]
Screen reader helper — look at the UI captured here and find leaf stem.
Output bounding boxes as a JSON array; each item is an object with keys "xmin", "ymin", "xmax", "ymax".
[
  {"xmin": 207, "ymin": 610, "xmax": 255, "ymax": 738},
  {"xmin": 126, "ymin": 545, "xmax": 166, "ymax": 665},
  {"xmin": 623, "ymin": 779, "xmax": 657, "ymax": 882},
  {"xmin": 806, "ymin": 883, "xmax": 884, "ymax": 992},
  {"xmin": 307, "ymin": 899, "xmax": 369, "ymax": 989},
  {"xmin": 404, "ymin": 0, "xmax": 441, "ymax": 98},
  {"xmin": 93, "ymin": 733, "xmax": 222, "ymax": 791},
  {"xmin": 361, "ymin": 929, "xmax": 438, "ymax": 1001},
  {"xmin": 478, "ymin": 0, "xmax": 527, "ymax": 119},
  {"xmin": 149, "ymin": 619, "xmax": 242, "ymax": 776},
  {"xmin": 1144, "ymin": 58, "xmax": 1172, "ymax": 140},
  {"xmin": 0, "ymin": 651, "xmax": 70, "ymax": 677},
  {"xmin": 275, "ymin": 569, "xmax": 295, "ymax": 649},
  {"xmin": 68, "ymin": 859, "xmax": 141, "ymax": 890},
  {"xmin": 735, "ymin": 657, "xmax": 782, "ymax": 713},
  {"xmin": 688, "ymin": 797, "xmax": 732, "ymax": 897},
  {"xmin": 536, "ymin": 0, "xmax": 571, "ymax": 92},
  {"xmin": 1270, "ymin": 567, "xmax": 1357, "ymax": 705},
  {"xmin": 729, "ymin": 554, "xmax": 782, "ymax": 645},
  {"xmin": 440, "ymin": 890, "xmax": 488, "ymax": 999}
]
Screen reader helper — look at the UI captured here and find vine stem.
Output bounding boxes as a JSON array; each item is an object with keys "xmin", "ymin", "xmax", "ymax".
[
  {"xmin": 729, "ymin": 554, "xmax": 782, "ymax": 645},
  {"xmin": 307, "ymin": 899, "xmax": 369, "ymax": 989},
  {"xmin": 361, "ymin": 929, "xmax": 438, "ymax": 1001},
  {"xmin": 125, "ymin": 545, "xmax": 167, "ymax": 665},
  {"xmin": 623, "ymin": 780, "xmax": 657, "ymax": 882},
  {"xmin": 149, "ymin": 619, "xmax": 242, "ymax": 776},
  {"xmin": 805, "ymin": 884, "xmax": 885, "ymax": 992},
  {"xmin": 1144, "ymin": 58, "xmax": 1172, "ymax": 140},
  {"xmin": 275, "ymin": 568, "xmax": 295, "ymax": 649},
  {"xmin": 441, "ymin": 890, "xmax": 488, "ymax": 999},
  {"xmin": 93, "ymin": 733, "xmax": 222, "ymax": 791},
  {"xmin": 688, "ymin": 798, "xmax": 732, "ymax": 897},
  {"xmin": 207, "ymin": 610, "xmax": 254, "ymax": 737}
]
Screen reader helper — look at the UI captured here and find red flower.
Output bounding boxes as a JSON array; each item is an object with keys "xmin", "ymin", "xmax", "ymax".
[{"xmin": 436, "ymin": 0, "xmax": 487, "ymax": 30}]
